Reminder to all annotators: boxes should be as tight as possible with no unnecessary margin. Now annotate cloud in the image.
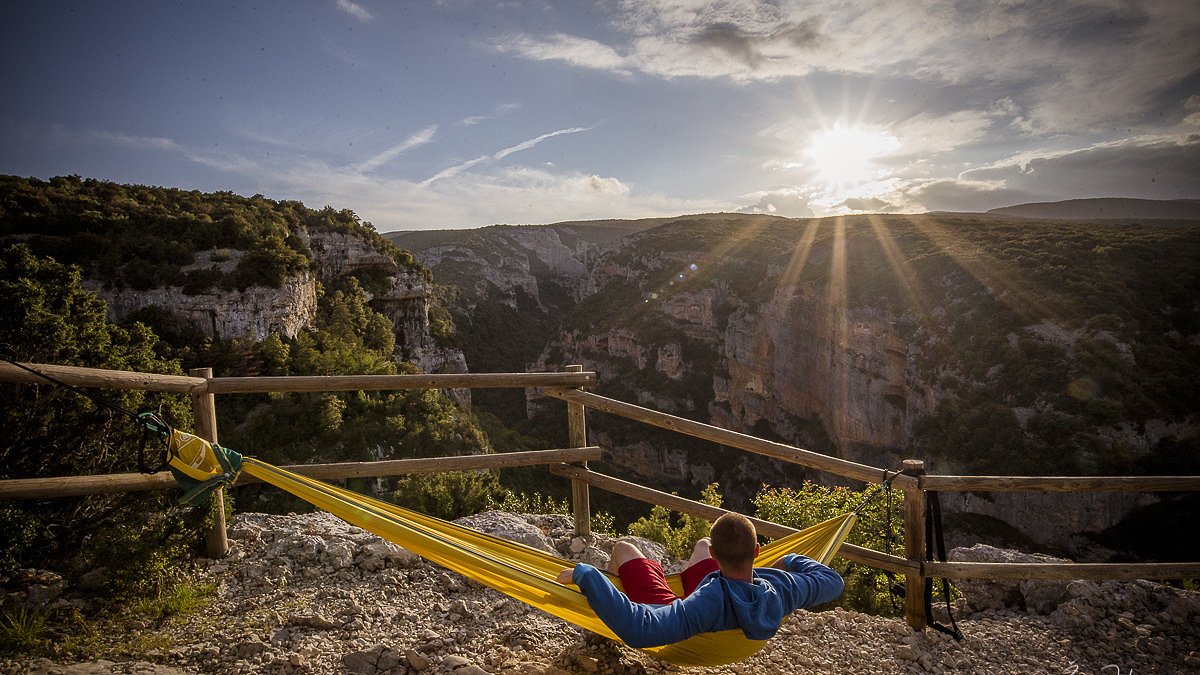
[500,0,1200,133]
[736,186,816,218]
[421,125,595,186]
[892,132,1200,211]
[494,126,593,159]
[335,0,373,23]
[494,33,629,73]
[839,196,895,212]
[355,125,438,173]
[457,103,522,126]
[89,131,181,152]
[251,159,711,230]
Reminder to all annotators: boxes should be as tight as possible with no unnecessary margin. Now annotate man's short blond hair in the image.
[709,512,757,568]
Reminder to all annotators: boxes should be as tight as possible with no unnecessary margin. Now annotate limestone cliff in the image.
[87,225,465,380]
[84,270,317,340]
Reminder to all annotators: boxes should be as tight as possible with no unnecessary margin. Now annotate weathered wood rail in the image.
[2,360,1198,632]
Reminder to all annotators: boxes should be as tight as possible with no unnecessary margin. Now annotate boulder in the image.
[455,511,556,554]
[948,544,1071,614]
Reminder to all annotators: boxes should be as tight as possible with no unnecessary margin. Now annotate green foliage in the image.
[493,491,616,535]
[134,580,216,621]
[390,471,508,521]
[0,244,194,479]
[0,606,48,654]
[754,481,905,616]
[0,175,431,294]
[0,505,37,577]
[80,504,200,600]
[0,245,201,588]
[627,483,723,559]
[495,490,572,515]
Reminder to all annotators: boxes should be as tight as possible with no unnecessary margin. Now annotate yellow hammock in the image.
[166,429,856,667]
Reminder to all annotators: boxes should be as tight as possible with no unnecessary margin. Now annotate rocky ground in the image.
[4,510,1199,674]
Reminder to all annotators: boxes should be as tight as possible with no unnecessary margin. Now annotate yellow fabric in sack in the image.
[165,430,857,667]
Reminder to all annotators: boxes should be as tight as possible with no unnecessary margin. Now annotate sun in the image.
[803,122,899,191]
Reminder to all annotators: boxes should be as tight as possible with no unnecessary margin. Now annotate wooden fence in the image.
[2,360,1198,631]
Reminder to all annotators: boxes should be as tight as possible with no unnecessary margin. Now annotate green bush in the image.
[494,491,615,535]
[627,483,723,559]
[754,481,905,616]
[390,471,509,521]
[0,505,37,577]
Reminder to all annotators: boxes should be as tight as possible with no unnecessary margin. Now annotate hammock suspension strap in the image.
[924,490,964,641]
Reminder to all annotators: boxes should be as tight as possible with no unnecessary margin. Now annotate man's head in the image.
[709,512,758,574]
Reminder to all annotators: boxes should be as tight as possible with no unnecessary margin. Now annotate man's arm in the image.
[769,554,844,608]
[568,564,721,648]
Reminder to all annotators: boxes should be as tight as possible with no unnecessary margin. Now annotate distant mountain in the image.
[386,212,778,249]
[988,198,1200,220]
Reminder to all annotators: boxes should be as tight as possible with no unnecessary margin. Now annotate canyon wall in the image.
[85,271,317,340]
[394,215,1200,560]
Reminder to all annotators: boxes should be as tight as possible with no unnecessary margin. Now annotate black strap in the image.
[2,357,143,422]
[924,490,964,640]
[136,411,174,473]
[851,469,898,514]
[852,468,908,604]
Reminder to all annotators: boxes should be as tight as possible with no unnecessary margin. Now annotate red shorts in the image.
[618,557,721,605]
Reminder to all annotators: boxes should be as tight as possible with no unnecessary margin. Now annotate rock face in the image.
[84,224,465,380]
[85,272,318,340]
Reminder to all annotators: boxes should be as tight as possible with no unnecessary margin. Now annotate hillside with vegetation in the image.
[0,175,423,293]
[0,177,498,600]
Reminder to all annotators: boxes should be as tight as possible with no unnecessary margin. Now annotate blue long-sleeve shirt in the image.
[571,553,844,648]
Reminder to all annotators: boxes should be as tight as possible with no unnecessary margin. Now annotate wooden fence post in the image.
[189,367,229,559]
[566,365,591,537]
[902,459,927,630]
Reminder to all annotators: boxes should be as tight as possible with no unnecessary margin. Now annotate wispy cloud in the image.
[457,103,522,126]
[355,125,438,172]
[421,125,595,186]
[336,0,373,23]
[494,33,630,74]
[90,130,181,152]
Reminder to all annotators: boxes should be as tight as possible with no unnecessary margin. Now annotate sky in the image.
[2,1,1199,232]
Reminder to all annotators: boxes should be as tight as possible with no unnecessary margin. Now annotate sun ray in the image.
[778,218,823,289]
[828,216,851,441]
[864,214,935,320]
[902,216,1067,327]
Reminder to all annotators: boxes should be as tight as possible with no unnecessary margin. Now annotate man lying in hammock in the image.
[556,512,844,649]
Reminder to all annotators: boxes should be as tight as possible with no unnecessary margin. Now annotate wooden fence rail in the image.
[921,474,1200,492]
[0,361,596,393]
[544,386,916,489]
[0,448,602,501]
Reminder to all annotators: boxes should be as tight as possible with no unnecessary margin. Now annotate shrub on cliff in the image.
[755,481,905,616]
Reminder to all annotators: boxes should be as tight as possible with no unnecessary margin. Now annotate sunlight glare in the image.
[804,122,899,190]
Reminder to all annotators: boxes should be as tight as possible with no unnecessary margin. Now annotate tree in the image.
[0,244,198,592]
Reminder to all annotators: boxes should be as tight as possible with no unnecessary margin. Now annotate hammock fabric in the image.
[165,428,856,667]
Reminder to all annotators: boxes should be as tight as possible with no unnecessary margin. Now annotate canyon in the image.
[392,213,1200,561]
